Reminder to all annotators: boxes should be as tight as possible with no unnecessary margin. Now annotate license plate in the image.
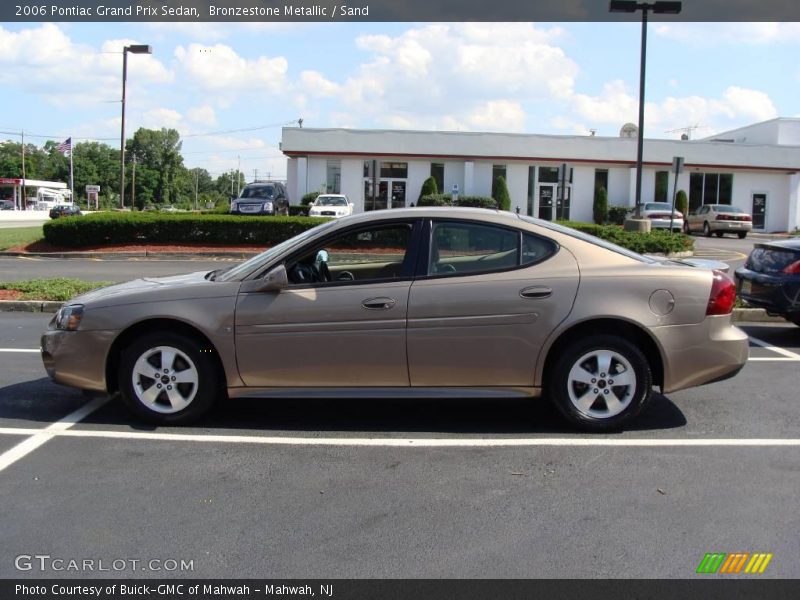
[741,280,752,294]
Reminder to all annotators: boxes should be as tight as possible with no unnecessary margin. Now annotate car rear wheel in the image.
[683,221,690,234]
[715,231,724,237]
[738,232,747,239]
[549,335,652,432]
[118,332,219,424]
[703,222,712,237]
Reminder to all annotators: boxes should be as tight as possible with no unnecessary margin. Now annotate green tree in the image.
[71,141,119,206]
[418,176,438,204]
[492,175,511,211]
[675,189,688,217]
[593,185,609,224]
[127,128,186,205]
[215,170,246,198]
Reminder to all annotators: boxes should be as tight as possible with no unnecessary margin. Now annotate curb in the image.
[0,300,790,324]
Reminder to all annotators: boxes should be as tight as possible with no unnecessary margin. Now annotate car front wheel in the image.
[118,332,219,424]
[548,335,652,432]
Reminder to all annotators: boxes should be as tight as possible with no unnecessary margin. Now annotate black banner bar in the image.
[3,0,800,22]
[3,580,800,600]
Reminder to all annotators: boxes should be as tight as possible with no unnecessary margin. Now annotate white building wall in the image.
[407,161,430,207]
[306,159,327,196]
[731,172,790,232]
[286,158,299,204]
[506,163,528,213]
[608,168,632,207]
[472,162,493,196]
[789,174,800,233]
[444,162,465,196]
[570,166,595,223]
[341,159,363,213]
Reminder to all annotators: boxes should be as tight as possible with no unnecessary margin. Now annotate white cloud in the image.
[141,108,183,130]
[174,43,288,93]
[299,70,340,97]
[465,100,526,132]
[186,105,217,125]
[0,24,172,106]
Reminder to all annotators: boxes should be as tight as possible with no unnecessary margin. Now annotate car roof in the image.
[760,238,800,251]
[332,206,511,226]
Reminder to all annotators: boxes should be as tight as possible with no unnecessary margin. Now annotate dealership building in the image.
[282,117,800,233]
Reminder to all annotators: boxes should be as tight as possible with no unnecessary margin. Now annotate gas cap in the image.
[649,289,676,316]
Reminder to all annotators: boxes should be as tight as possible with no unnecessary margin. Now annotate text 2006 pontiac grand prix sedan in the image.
[41,208,748,431]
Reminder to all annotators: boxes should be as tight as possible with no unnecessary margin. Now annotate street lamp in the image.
[609,1,681,218]
[119,44,152,209]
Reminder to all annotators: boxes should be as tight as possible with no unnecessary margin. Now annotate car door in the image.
[234,219,421,387]
[407,219,580,387]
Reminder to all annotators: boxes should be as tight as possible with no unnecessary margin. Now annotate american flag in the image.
[56,137,72,155]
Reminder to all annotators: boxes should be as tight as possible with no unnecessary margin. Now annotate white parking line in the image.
[0,349,40,353]
[749,336,800,361]
[0,397,108,473]
[0,427,798,447]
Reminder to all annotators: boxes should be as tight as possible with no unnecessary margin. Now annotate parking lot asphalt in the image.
[0,312,798,579]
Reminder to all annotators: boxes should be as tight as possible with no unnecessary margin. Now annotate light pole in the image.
[119,44,152,209]
[609,1,681,218]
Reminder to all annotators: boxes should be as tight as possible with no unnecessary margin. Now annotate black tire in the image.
[548,334,652,432]
[118,332,220,425]
[715,231,724,238]
[683,221,690,234]
[738,232,747,239]
[703,222,712,237]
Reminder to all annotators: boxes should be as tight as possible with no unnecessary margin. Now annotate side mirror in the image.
[315,249,329,264]
[239,264,288,293]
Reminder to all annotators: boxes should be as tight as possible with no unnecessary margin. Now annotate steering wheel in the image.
[435,263,457,274]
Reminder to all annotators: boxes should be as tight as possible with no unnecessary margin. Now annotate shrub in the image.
[492,176,511,211]
[607,205,631,225]
[43,212,329,248]
[593,186,609,225]
[555,220,694,255]
[418,176,438,204]
[301,192,319,206]
[675,189,688,217]
[418,194,497,209]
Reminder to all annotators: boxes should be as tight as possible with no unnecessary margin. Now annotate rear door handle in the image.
[520,286,552,299]
[362,297,396,310]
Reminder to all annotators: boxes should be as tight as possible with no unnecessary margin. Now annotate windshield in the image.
[240,186,274,199]
[215,220,339,282]
[316,196,347,206]
[518,215,655,264]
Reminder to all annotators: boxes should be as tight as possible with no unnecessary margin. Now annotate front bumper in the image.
[41,329,116,392]
[650,315,749,394]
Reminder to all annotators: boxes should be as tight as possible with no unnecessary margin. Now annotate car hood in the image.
[68,270,237,307]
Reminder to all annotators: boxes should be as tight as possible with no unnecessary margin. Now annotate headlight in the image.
[262,201,274,211]
[230,202,238,211]
[54,305,84,331]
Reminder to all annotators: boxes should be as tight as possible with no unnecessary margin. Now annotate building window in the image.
[539,166,559,183]
[689,172,733,211]
[380,162,408,178]
[654,171,669,203]
[326,160,341,194]
[594,169,609,194]
[492,164,507,183]
[527,166,536,216]
[430,163,444,194]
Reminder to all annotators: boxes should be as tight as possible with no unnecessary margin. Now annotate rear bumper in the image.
[649,217,683,229]
[735,269,800,318]
[650,316,749,394]
[712,221,752,233]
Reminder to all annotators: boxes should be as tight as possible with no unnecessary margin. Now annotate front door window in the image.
[538,184,555,221]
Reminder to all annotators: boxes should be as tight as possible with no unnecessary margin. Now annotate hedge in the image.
[555,221,694,255]
[418,194,497,209]
[43,212,330,248]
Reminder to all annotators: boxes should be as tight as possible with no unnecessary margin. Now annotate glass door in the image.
[538,184,556,221]
[752,193,767,230]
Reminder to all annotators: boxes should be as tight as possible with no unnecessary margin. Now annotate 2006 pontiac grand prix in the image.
[41,208,749,431]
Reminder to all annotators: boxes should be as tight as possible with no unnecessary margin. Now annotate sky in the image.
[0,21,798,183]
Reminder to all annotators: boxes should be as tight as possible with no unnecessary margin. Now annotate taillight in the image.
[706,270,736,316]
[741,215,752,222]
[783,260,800,275]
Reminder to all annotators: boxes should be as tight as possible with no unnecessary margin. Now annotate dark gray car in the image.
[230,182,289,216]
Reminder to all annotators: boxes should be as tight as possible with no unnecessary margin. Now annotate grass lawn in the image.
[0,226,44,250]
[0,278,113,301]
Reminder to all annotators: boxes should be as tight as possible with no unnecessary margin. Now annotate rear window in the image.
[241,186,274,199]
[645,203,673,211]
[714,205,745,213]
[747,246,800,274]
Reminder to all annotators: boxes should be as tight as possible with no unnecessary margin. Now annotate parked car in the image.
[308,194,353,218]
[684,204,753,238]
[230,182,289,216]
[639,202,683,231]
[41,208,748,431]
[49,204,82,219]
[1,199,15,210]
[160,205,180,213]
[734,238,800,326]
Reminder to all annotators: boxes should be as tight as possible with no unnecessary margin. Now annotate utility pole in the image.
[194,169,199,210]
[20,130,26,211]
[130,153,137,209]
[254,168,258,183]
[236,155,241,196]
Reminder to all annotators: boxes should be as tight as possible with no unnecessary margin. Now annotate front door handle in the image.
[362,297,396,310]
[520,286,552,299]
